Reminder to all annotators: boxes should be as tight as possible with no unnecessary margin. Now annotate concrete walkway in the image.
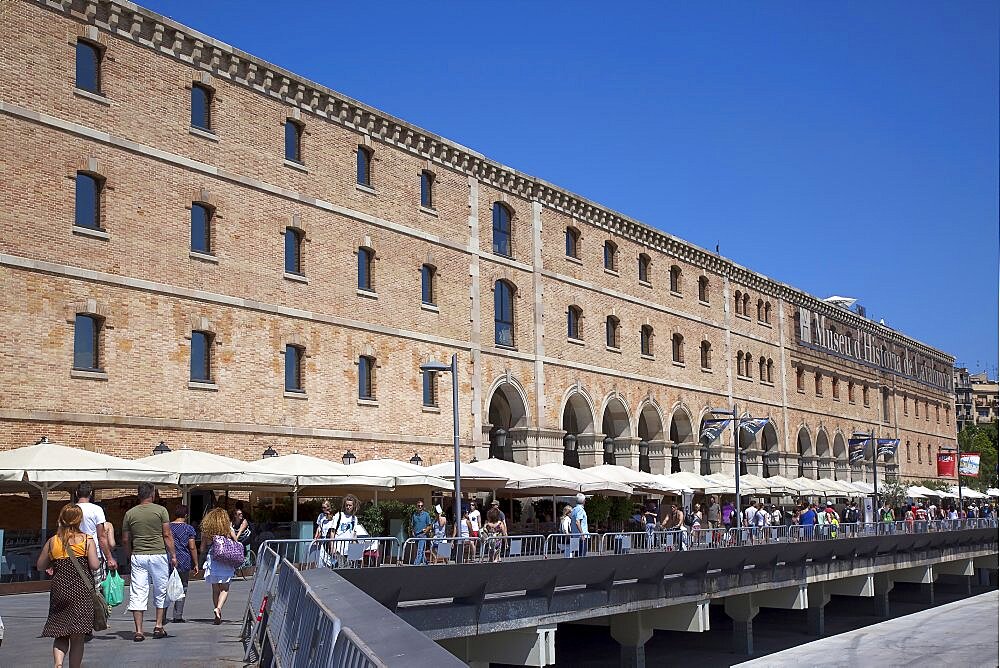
[0,579,249,667]
[734,590,999,668]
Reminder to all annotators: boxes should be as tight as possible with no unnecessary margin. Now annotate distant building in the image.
[970,372,999,425]
[954,367,975,432]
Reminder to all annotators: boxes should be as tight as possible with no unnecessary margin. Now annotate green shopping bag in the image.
[101,570,125,607]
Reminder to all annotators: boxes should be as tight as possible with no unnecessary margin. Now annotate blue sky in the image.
[142,1,999,375]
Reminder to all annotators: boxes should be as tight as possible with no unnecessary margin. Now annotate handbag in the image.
[58,537,110,632]
[210,534,245,568]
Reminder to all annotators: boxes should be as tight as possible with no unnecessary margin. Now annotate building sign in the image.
[937,453,956,477]
[797,307,952,391]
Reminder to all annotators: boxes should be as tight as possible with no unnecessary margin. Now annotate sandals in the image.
[133,632,145,642]
[213,608,222,625]
[152,627,168,639]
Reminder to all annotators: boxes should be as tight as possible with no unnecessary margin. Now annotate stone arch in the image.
[485,375,530,462]
[761,420,780,478]
[668,403,695,474]
[560,386,596,468]
[832,431,848,481]
[636,399,666,474]
[797,425,814,478]
[815,427,831,458]
[600,393,632,466]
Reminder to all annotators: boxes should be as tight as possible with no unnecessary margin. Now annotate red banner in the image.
[937,453,956,477]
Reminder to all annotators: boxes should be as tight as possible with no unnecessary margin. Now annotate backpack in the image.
[844,508,858,523]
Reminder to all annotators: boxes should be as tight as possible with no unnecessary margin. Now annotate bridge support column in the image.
[894,565,934,604]
[439,625,556,666]
[724,594,759,656]
[826,574,874,598]
[873,572,893,617]
[754,584,808,610]
[937,559,974,596]
[610,613,653,668]
[805,583,831,637]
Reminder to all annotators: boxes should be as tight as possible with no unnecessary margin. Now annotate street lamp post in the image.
[710,405,741,528]
[852,429,878,515]
[421,353,462,562]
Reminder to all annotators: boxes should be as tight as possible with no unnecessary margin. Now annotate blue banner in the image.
[700,418,730,444]
[876,438,899,458]
[848,437,869,463]
[740,418,769,437]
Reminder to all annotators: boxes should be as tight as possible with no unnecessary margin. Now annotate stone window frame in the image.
[698,275,710,305]
[567,304,584,342]
[188,188,219,257]
[603,239,619,274]
[65,299,113,380]
[284,114,305,165]
[638,253,652,286]
[419,169,435,209]
[565,225,582,260]
[69,25,110,100]
[282,335,309,396]
[605,314,621,351]
[491,202,515,259]
[185,315,220,389]
[700,339,712,370]
[356,344,380,404]
[671,331,684,365]
[640,324,655,358]
[493,278,518,350]
[669,264,682,295]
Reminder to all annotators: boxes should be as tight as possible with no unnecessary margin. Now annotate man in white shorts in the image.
[122,483,177,641]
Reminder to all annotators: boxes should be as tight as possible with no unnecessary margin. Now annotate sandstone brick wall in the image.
[0,0,958,483]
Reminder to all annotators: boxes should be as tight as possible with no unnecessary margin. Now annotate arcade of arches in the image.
[482,380,898,480]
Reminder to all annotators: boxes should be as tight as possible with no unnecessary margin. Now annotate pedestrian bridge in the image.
[242,520,999,667]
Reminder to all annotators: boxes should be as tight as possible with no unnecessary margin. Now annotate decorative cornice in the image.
[34,0,953,364]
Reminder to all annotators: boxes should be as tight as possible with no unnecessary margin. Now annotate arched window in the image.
[742,293,751,317]
[358,247,374,291]
[190,202,213,254]
[603,240,618,272]
[848,380,855,403]
[73,314,103,371]
[565,227,580,259]
[926,443,931,462]
[191,83,212,131]
[640,325,654,356]
[420,264,436,305]
[863,385,870,407]
[494,280,515,348]
[736,350,745,377]
[284,344,304,392]
[745,354,755,380]
[671,333,684,363]
[420,170,434,208]
[698,276,710,303]
[759,357,767,381]
[756,299,764,321]
[700,340,712,369]
[284,227,304,275]
[914,400,919,418]
[796,367,805,392]
[638,254,652,284]
[606,315,620,349]
[734,290,743,316]
[832,376,840,399]
[766,358,774,383]
[815,372,823,397]
[285,119,303,163]
[358,355,376,400]
[917,441,922,464]
[75,40,102,94]
[74,172,103,230]
[422,370,438,407]
[882,388,891,422]
[357,146,373,186]
[567,305,583,340]
[669,265,682,293]
[763,302,772,324]
[903,396,909,415]
[492,203,512,257]
[190,330,213,382]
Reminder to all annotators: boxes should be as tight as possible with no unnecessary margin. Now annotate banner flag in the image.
[848,437,868,463]
[740,418,769,437]
[700,418,730,444]
[937,453,956,478]
[876,438,900,458]
[959,453,981,477]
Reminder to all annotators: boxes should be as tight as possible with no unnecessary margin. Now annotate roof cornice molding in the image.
[36,0,953,365]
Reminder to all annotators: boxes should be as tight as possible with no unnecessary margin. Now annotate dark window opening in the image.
[73,314,102,371]
[284,344,304,392]
[190,330,212,382]
[492,203,512,257]
[74,172,102,230]
[359,355,375,400]
[75,41,101,93]
[285,120,303,163]
[190,203,212,254]
[284,227,303,275]
[191,84,212,131]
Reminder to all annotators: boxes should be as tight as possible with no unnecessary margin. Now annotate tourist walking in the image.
[410,500,432,565]
[122,483,176,641]
[168,505,198,623]
[37,504,101,668]
[481,507,505,563]
[706,496,721,529]
[200,507,239,624]
[570,493,589,556]
[426,513,449,564]
[73,482,117,583]
[323,494,362,568]
[314,501,332,538]
[722,500,735,528]
[468,499,482,538]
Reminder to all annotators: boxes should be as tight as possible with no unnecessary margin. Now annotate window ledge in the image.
[758,321,773,328]
[672,361,686,368]
[283,390,307,399]
[701,366,713,373]
[669,290,682,298]
[640,353,655,361]
[737,375,754,383]
[356,183,377,195]
[188,380,218,391]
[358,398,379,407]
[606,345,621,354]
[74,88,110,106]
[356,288,378,299]
[565,255,583,266]
[420,302,439,313]
[190,250,218,263]
[833,396,841,402]
[604,268,620,277]
[189,126,218,142]
[283,159,308,173]
[422,405,441,414]
[73,226,109,241]
[798,389,806,394]
[70,369,108,381]
[735,314,751,321]
[761,381,775,387]
[639,279,652,288]
[284,271,308,284]
[419,205,438,217]
[495,344,518,352]
[698,299,710,307]
[567,337,585,346]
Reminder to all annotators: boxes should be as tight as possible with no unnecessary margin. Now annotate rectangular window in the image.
[421,264,436,305]
[75,41,101,93]
[74,172,101,230]
[284,227,303,275]
[190,331,212,382]
[420,171,433,208]
[284,344,303,392]
[191,203,212,254]
[285,120,302,163]
[191,83,212,131]
[422,370,438,407]
[73,314,101,371]
[359,355,375,400]
[357,146,372,186]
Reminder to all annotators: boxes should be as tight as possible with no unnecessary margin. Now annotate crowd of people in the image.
[36,483,254,668]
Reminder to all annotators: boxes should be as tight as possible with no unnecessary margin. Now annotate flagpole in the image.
[733,403,740,530]
[957,438,963,517]
[871,420,879,512]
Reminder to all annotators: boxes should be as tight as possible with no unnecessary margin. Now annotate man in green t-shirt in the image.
[122,483,177,641]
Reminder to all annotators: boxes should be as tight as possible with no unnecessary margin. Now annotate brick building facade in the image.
[0,0,958,483]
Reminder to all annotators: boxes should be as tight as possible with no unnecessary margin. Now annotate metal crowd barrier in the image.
[543,532,602,558]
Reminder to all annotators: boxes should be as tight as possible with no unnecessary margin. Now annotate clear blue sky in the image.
[143,1,1000,375]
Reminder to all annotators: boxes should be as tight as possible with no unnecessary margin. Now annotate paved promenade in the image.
[0,579,248,667]
[734,589,999,668]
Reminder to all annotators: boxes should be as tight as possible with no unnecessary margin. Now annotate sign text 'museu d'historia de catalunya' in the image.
[797,307,952,391]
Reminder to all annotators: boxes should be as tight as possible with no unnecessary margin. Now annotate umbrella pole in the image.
[292,487,299,523]
[374,489,378,506]
[41,485,49,542]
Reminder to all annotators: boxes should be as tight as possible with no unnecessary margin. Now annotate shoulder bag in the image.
[58,537,110,632]
[210,534,246,568]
